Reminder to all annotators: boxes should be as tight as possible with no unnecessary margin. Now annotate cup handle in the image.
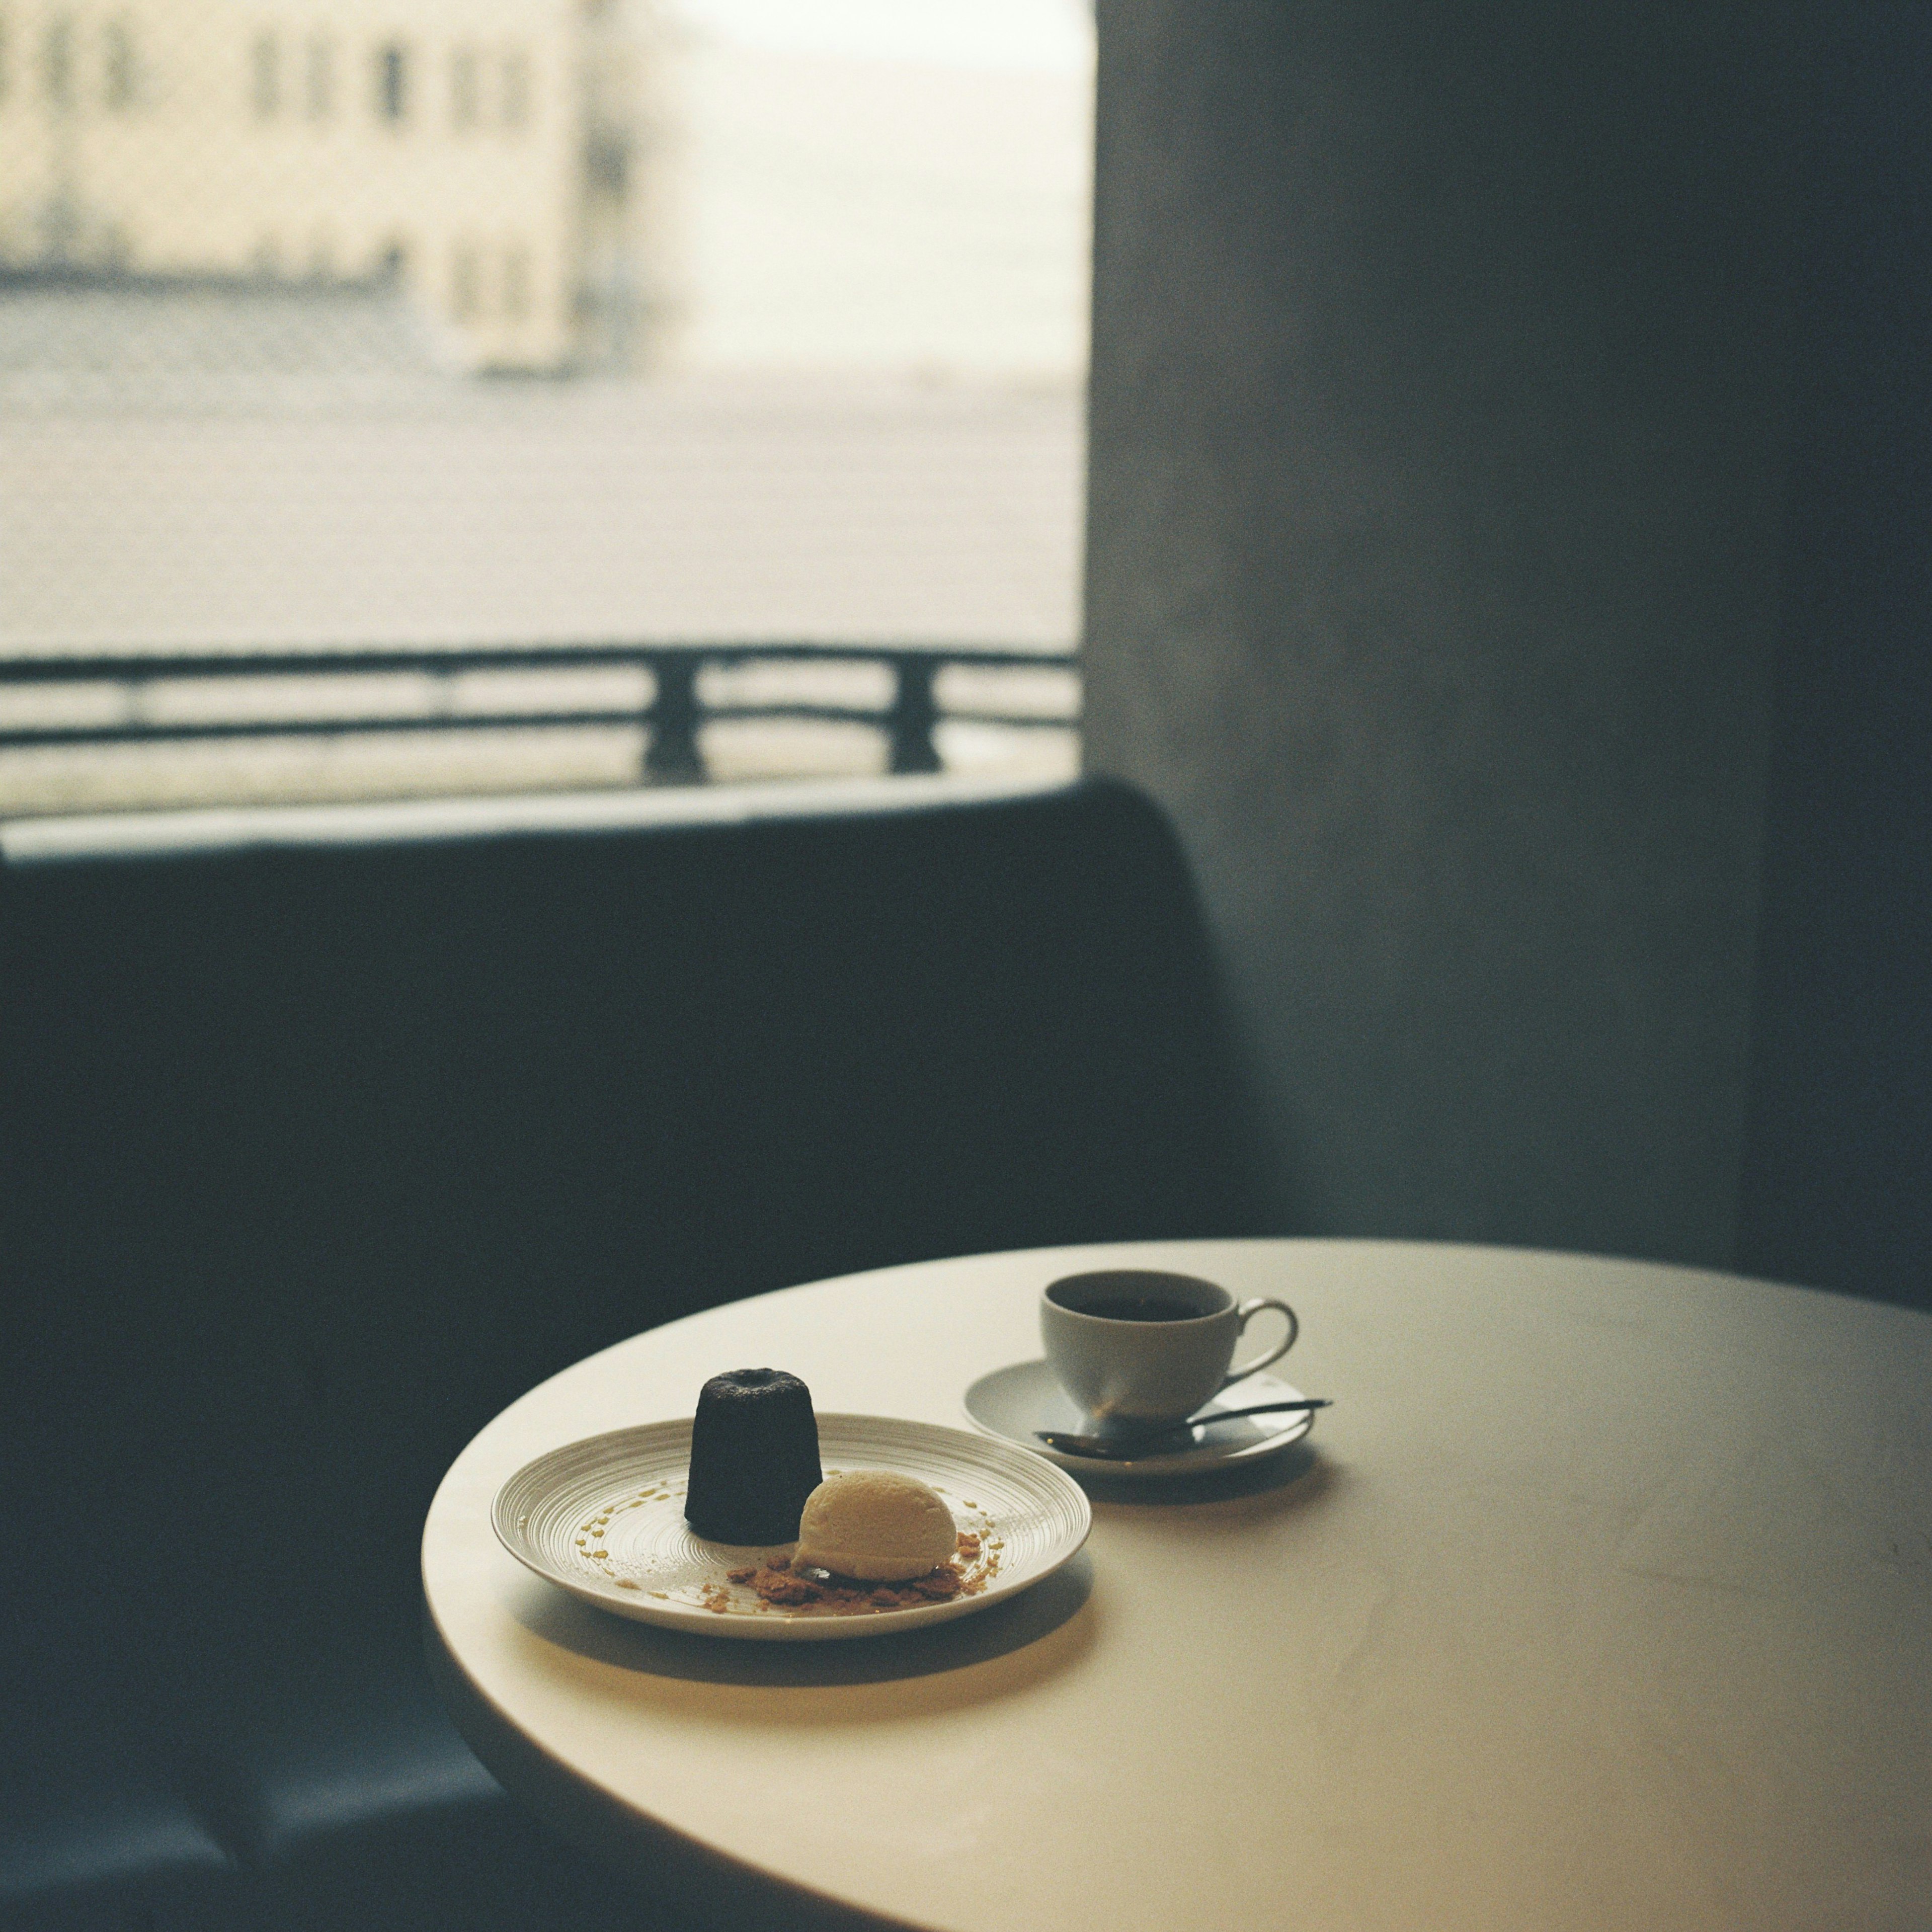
[1219,1298,1299,1391]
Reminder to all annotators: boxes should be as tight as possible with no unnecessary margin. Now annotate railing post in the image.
[645,652,706,783]
[888,655,942,775]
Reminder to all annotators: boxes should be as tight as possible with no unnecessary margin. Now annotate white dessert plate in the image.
[962,1361,1318,1479]
[492,1413,1091,1642]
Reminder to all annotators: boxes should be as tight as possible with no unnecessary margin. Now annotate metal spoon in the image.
[1037,1397,1331,1461]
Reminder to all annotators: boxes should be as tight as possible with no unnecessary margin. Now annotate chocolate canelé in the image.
[683,1367,823,1544]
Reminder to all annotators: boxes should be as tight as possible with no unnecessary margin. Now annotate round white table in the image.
[423,1239,1932,1932]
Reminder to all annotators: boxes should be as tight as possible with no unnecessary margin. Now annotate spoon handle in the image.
[1036,1396,1331,1454]
[1187,1397,1329,1425]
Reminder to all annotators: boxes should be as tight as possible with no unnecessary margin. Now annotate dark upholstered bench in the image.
[0,777,1264,1931]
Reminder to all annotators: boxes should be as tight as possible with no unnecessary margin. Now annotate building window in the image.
[375,40,407,122]
[304,34,332,120]
[250,30,277,118]
[499,48,528,131]
[103,17,135,109]
[502,244,530,323]
[1,13,12,105]
[449,45,477,129]
[450,244,481,321]
[44,15,73,109]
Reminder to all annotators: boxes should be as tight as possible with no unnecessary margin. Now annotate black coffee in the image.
[1078,1295,1202,1322]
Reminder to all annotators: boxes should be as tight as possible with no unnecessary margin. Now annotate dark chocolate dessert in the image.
[684,1368,823,1544]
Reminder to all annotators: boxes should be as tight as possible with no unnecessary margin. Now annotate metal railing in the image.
[0,641,1080,784]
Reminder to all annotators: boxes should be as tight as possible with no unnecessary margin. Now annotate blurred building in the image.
[0,0,680,370]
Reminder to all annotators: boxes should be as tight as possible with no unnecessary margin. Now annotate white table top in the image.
[422,1239,1932,1932]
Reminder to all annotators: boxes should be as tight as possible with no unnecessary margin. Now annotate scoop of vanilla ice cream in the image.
[791,1470,958,1582]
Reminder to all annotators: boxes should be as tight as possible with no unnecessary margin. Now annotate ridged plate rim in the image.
[491,1412,1092,1642]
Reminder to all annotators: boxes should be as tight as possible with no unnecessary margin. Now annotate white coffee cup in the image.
[1040,1269,1299,1433]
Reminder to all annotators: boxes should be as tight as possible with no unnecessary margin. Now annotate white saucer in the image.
[961,1361,1318,1479]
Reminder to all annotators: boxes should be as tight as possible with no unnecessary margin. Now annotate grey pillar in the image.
[1082,3,1811,1268]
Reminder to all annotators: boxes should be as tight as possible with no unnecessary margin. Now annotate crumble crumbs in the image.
[714,1527,1000,1616]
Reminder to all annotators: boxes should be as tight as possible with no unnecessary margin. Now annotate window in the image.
[304,34,332,120]
[449,45,477,129]
[1,12,12,105]
[501,244,530,321]
[250,30,277,119]
[103,18,135,110]
[376,41,407,123]
[499,48,528,131]
[44,14,72,110]
[0,0,1090,817]
[450,244,481,321]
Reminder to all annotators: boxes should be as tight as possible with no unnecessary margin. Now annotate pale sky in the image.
[672,0,1093,75]
[667,0,1094,376]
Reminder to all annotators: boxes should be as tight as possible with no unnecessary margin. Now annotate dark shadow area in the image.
[1735,11,1932,1312]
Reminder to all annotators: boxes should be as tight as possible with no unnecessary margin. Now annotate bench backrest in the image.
[2,778,1264,1521]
